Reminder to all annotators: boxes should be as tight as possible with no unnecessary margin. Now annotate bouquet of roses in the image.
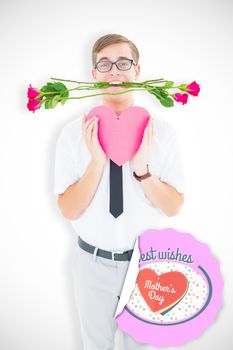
[27,77,200,113]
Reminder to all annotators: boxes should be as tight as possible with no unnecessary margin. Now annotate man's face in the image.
[92,43,140,93]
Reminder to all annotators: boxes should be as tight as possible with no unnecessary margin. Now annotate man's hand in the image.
[130,116,154,175]
[130,116,184,216]
[82,115,107,167]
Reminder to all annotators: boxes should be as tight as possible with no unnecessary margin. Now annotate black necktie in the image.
[109,159,123,218]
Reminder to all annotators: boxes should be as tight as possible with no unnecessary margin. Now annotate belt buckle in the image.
[112,250,124,261]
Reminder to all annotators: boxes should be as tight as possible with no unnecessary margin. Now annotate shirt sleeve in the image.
[53,127,80,196]
[159,125,186,194]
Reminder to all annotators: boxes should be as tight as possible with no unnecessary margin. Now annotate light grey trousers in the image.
[71,241,154,350]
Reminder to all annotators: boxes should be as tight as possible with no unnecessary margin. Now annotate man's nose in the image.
[110,63,120,74]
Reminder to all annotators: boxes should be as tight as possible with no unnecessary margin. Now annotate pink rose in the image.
[27,84,42,113]
[27,84,41,99]
[186,81,200,96]
[27,98,42,113]
[173,93,188,105]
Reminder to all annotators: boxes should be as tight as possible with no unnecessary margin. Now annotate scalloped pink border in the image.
[115,228,224,347]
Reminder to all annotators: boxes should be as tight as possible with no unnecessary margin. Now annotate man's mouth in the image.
[108,81,124,84]
[106,81,126,91]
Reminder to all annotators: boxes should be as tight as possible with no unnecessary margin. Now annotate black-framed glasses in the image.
[94,58,136,72]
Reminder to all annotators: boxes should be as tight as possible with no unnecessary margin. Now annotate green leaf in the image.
[53,82,67,92]
[159,90,169,99]
[148,88,162,99]
[40,83,59,98]
[49,98,54,108]
[160,97,174,107]
[41,84,56,92]
[150,88,169,100]
[60,97,68,106]
[40,86,49,92]
[45,100,51,109]
[60,90,69,98]
[51,95,60,108]
[45,98,54,109]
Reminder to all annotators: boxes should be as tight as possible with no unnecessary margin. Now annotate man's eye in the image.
[100,62,110,67]
[118,61,130,68]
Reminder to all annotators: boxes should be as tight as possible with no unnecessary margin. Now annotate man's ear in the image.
[135,64,140,80]
[92,68,96,80]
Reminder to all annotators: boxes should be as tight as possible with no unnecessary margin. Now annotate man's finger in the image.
[82,114,88,129]
[85,125,92,142]
[85,118,95,140]
[93,119,98,137]
[83,116,97,130]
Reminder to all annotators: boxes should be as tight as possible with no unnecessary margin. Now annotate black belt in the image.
[78,236,133,261]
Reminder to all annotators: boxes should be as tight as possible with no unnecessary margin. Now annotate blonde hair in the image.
[91,33,140,67]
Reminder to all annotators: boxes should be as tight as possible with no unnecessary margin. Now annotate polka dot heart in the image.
[128,262,208,323]
[115,228,224,348]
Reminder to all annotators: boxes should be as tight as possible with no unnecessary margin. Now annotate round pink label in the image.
[115,228,224,347]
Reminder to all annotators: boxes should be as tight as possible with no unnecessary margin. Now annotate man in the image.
[54,34,185,350]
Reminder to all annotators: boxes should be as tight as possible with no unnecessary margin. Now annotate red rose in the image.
[27,98,42,113]
[173,93,188,105]
[27,84,41,99]
[27,84,42,113]
[186,81,200,96]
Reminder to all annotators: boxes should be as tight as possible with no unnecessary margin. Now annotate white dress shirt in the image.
[53,96,185,251]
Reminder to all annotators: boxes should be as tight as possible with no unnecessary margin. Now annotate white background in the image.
[1,0,233,349]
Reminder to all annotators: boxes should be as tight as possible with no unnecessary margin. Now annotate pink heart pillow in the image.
[86,105,150,166]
